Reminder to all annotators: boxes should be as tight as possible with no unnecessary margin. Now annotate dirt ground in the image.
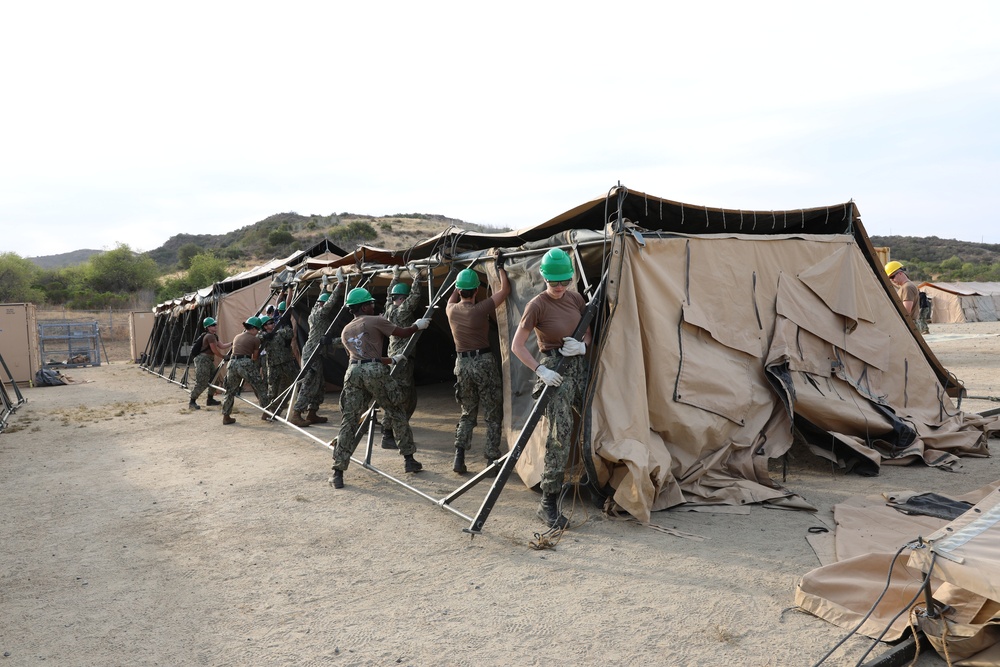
[2,323,998,666]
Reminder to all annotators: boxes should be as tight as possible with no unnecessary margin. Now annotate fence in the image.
[35,308,137,363]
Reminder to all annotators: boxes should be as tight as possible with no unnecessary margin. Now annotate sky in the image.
[3,1,1000,258]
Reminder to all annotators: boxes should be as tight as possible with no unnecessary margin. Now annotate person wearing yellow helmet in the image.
[188,316,231,410]
[290,268,346,428]
[445,256,510,474]
[884,261,920,328]
[328,287,432,489]
[378,264,424,449]
[221,315,268,425]
[511,247,592,530]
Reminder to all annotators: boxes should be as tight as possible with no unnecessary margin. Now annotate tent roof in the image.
[919,281,1000,296]
[153,238,348,312]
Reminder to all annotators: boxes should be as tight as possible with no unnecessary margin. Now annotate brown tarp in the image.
[795,483,1000,662]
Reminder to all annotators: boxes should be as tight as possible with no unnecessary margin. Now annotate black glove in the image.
[494,251,506,271]
[261,331,275,343]
[320,334,333,346]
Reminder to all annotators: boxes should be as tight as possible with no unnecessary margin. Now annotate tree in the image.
[268,229,294,247]
[177,242,202,270]
[85,243,159,294]
[0,252,45,303]
[186,254,229,288]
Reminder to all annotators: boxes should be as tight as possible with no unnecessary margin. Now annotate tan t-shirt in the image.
[519,290,585,352]
[896,280,919,321]
[340,315,397,360]
[232,331,260,357]
[200,332,219,357]
[446,298,496,352]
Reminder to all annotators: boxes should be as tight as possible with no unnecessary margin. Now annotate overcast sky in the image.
[3,2,999,258]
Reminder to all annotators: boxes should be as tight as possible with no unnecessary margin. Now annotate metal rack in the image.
[38,321,102,368]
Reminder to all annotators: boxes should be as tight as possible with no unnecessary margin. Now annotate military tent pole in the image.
[166,309,193,383]
[0,351,27,406]
[143,313,166,372]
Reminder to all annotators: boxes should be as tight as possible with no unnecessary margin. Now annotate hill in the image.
[27,248,104,269]
[146,212,507,269]
[872,235,1000,282]
[871,235,1000,266]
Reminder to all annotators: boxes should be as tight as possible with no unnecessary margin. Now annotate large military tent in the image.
[282,187,995,525]
[919,281,1000,323]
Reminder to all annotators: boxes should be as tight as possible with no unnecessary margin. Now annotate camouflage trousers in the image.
[532,354,589,495]
[266,360,298,412]
[453,352,503,460]
[189,354,216,401]
[917,306,931,334]
[293,354,325,412]
[222,357,267,417]
[332,362,414,470]
[383,358,416,438]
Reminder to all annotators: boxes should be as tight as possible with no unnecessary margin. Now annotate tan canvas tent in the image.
[283,187,994,525]
[919,281,1000,323]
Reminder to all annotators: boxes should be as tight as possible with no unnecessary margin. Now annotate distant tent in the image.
[919,281,1000,323]
[141,239,346,386]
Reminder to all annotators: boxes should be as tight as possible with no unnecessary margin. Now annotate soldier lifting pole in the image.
[463,270,607,535]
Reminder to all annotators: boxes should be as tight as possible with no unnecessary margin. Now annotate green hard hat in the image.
[455,269,480,290]
[203,317,217,328]
[317,292,330,303]
[391,282,411,296]
[245,316,262,329]
[257,315,272,327]
[346,287,375,307]
[277,301,286,311]
[540,248,574,282]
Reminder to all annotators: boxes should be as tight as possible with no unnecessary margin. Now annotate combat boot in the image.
[188,399,200,410]
[222,415,236,425]
[329,469,344,489]
[536,492,568,530]
[306,409,328,424]
[288,411,311,427]
[380,428,398,449]
[404,454,423,473]
[452,448,467,474]
[206,396,221,406]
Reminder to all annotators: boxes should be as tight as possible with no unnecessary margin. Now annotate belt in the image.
[458,347,491,358]
[232,354,252,360]
[541,349,561,357]
[349,358,381,365]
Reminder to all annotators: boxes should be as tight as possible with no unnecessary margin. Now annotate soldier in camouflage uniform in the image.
[445,262,510,474]
[258,312,297,416]
[511,248,591,530]
[222,317,269,425]
[290,273,345,427]
[329,287,431,489]
[188,317,231,409]
[379,265,423,448]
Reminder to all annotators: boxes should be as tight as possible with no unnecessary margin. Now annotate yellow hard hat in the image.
[884,260,904,277]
